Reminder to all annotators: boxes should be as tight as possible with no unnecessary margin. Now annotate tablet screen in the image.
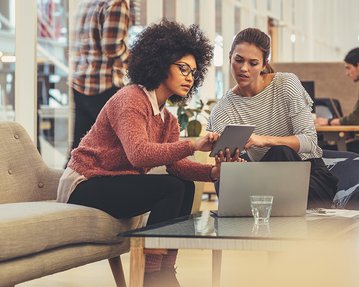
[209,124,255,157]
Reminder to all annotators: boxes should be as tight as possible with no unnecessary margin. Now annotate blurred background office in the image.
[0,0,358,169]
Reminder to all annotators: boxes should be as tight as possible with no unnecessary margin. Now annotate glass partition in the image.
[37,0,69,168]
[0,1,15,122]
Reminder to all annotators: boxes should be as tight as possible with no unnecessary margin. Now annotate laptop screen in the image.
[216,162,311,217]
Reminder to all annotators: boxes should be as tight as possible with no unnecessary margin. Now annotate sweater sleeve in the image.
[340,97,359,125]
[165,117,213,182]
[166,159,213,182]
[105,91,196,168]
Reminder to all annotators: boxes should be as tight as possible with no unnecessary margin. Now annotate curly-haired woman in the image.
[57,20,239,287]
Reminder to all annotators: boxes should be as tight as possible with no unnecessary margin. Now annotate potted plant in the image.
[176,99,217,137]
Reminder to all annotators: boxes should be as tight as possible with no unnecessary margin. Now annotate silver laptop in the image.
[213,162,311,217]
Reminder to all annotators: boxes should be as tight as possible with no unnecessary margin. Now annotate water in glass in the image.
[250,195,273,223]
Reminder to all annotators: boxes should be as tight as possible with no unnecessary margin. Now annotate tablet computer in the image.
[209,124,255,157]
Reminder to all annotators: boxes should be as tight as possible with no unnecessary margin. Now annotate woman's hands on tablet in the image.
[244,134,268,149]
[210,148,246,181]
[244,134,300,152]
[191,134,246,181]
[192,132,219,152]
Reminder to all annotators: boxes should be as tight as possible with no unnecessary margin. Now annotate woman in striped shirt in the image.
[208,28,338,209]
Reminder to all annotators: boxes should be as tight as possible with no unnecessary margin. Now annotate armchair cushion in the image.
[0,201,141,261]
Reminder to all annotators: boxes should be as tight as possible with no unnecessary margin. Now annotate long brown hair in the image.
[229,28,274,74]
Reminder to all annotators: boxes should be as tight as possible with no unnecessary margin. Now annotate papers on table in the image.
[306,208,359,219]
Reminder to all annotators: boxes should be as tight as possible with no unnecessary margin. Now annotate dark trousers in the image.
[71,87,119,151]
[261,146,338,209]
[68,174,195,226]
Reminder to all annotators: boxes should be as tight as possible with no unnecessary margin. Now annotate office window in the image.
[0,1,15,122]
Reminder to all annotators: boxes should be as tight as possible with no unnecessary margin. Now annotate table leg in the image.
[129,238,145,287]
[336,135,347,151]
[212,249,222,287]
[320,132,348,151]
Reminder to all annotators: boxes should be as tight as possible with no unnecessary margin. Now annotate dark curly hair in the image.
[127,19,214,103]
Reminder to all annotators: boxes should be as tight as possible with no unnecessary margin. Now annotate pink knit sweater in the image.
[68,84,213,181]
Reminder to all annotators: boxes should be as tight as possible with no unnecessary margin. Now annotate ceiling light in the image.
[1,55,16,63]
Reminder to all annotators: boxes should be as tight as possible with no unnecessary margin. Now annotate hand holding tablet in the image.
[209,124,255,157]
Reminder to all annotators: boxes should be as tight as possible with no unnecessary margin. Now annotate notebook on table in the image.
[211,162,311,217]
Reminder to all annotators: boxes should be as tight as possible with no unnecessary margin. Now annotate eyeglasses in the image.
[172,63,200,80]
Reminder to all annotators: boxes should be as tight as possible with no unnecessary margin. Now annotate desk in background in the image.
[315,125,359,151]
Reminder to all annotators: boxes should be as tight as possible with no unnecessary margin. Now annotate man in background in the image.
[69,0,129,156]
[315,47,359,153]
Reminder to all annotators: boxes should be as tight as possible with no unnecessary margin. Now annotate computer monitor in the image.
[301,81,315,112]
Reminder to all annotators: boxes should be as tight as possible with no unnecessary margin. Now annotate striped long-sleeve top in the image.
[207,72,322,161]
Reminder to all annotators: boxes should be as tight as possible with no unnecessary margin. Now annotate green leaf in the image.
[177,113,189,131]
[177,106,185,117]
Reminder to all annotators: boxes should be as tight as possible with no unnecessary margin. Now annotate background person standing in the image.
[69,0,129,154]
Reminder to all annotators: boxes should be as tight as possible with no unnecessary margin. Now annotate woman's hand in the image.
[193,132,219,152]
[244,134,300,152]
[210,148,246,181]
[244,134,268,150]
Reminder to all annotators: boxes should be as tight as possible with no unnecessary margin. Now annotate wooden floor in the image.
[17,248,272,287]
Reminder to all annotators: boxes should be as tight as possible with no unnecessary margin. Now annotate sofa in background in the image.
[0,121,143,287]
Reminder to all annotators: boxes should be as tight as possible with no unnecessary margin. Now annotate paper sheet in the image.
[306,209,359,219]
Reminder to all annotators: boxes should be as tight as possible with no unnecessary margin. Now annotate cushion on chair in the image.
[0,201,142,261]
[322,150,359,208]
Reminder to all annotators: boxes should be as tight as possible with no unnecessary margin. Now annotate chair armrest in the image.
[40,168,64,201]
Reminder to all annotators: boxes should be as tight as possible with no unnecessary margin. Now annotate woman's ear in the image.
[264,59,269,68]
[261,60,269,73]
